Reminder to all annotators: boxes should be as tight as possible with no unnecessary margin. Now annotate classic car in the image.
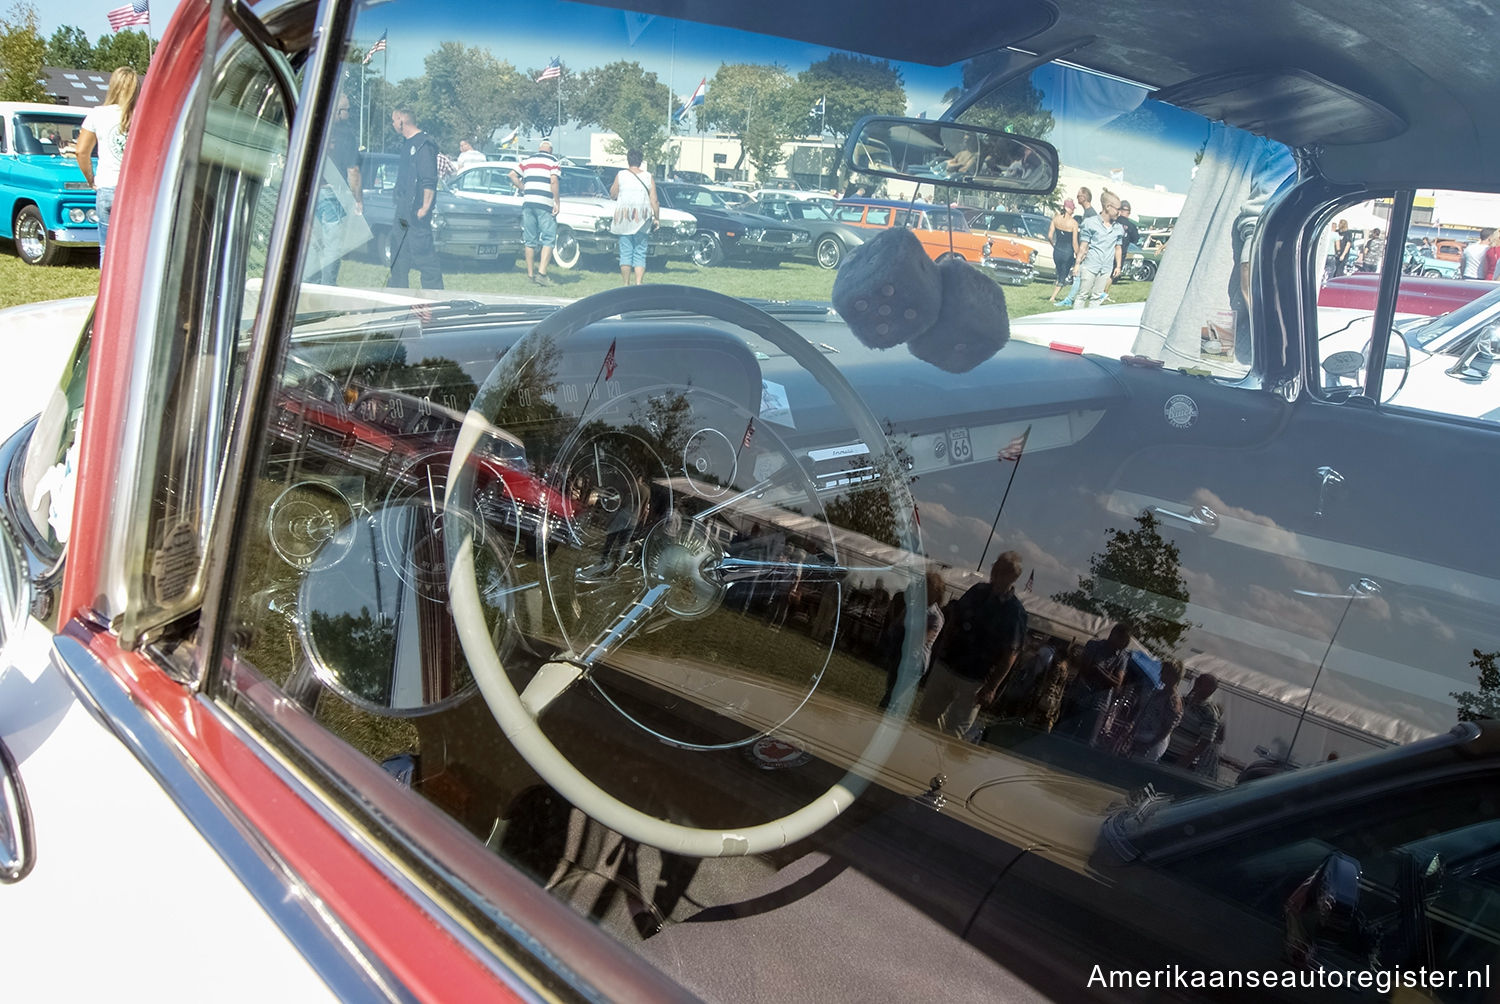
[0,102,98,265]
[656,181,811,265]
[746,196,870,269]
[8,0,1500,1000]
[446,163,699,269]
[360,151,525,265]
[832,197,1036,285]
[966,207,1056,277]
[1319,272,1495,316]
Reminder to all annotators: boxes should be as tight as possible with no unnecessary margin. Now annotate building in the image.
[39,66,114,107]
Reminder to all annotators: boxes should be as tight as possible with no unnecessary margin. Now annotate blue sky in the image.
[42,0,1210,191]
[36,0,183,44]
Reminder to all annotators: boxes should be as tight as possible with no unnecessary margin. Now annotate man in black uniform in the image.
[317,93,363,286]
[386,106,444,291]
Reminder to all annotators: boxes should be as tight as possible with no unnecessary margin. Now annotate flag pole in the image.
[977,426,1030,572]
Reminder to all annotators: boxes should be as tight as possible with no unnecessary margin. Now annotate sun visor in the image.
[580,0,1059,65]
[1151,68,1406,147]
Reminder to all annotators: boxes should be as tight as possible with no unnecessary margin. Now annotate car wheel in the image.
[552,227,581,270]
[936,251,966,264]
[815,235,844,270]
[692,232,724,267]
[1422,268,1442,278]
[1136,260,1158,281]
[14,205,66,266]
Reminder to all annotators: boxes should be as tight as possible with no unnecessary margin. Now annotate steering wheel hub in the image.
[642,516,722,619]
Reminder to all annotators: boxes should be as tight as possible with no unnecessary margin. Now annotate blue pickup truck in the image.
[0,102,99,265]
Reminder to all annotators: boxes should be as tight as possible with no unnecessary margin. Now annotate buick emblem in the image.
[1164,394,1199,430]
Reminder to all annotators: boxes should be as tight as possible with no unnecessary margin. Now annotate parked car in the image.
[11,0,1500,1000]
[746,196,869,269]
[447,163,699,269]
[656,181,811,265]
[1405,244,1460,278]
[0,102,98,265]
[966,207,1055,277]
[1319,272,1495,316]
[360,151,524,264]
[832,197,1035,285]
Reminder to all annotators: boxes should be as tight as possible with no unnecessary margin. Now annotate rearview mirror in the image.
[843,116,1058,195]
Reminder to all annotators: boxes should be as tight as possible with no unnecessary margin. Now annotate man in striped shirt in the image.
[509,140,562,285]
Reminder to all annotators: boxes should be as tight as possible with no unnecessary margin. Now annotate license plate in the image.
[478,244,498,256]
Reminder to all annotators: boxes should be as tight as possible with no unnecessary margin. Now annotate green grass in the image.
[0,241,101,309]
[0,236,1152,323]
[341,252,1152,322]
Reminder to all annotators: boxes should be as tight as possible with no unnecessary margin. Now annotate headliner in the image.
[583,0,1500,191]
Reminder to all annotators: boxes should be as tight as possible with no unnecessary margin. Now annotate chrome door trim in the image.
[49,634,417,1003]
[0,734,34,883]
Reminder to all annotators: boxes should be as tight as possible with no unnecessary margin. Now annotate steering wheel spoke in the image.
[445,285,925,857]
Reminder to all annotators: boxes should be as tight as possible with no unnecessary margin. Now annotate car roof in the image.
[1,102,86,117]
[837,198,954,212]
[585,0,1480,190]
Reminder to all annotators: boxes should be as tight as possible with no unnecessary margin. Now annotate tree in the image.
[90,29,151,74]
[702,63,807,183]
[570,61,672,164]
[1452,649,1500,722]
[0,2,47,102]
[940,54,1054,141]
[797,53,905,143]
[1052,510,1193,655]
[403,42,525,151]
[44,24,92,68]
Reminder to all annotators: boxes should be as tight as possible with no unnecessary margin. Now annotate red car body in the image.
[1317,273,1495,316]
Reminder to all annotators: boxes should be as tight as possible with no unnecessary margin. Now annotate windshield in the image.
[15,114,86,156]
[1406,286,1500,349]
[217,3,1330,996]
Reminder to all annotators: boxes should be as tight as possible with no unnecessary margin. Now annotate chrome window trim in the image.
[100,0,306,646]
[49,634,417,1003]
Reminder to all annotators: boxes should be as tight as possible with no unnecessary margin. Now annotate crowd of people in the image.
[1046,185,1142,308]
[810,551,1231,779]
[1324,219,1500,281]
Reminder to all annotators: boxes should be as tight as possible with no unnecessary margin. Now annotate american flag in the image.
[998,426,1030,463]
[603,339,617,380]
[536,57,562,83]
[1023,570,1034,593]
[741,419,754,450]
[107,0,149,31]
[362,31,387,65]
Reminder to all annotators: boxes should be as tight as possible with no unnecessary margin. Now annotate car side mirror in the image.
[1447,323,1497,383]
[1283,851,1363,967]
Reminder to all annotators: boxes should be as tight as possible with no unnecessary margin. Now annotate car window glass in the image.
[110,34,297,640]
[961,70,1293,378]
[1313,191,1500,422]
[204,4,1500,998]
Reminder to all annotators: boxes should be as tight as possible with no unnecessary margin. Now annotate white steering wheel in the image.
[445,285,925,857]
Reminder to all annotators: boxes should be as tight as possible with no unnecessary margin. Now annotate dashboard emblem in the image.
[1164,394,1199,430]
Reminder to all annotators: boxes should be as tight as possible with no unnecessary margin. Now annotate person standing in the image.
[1331,219,1353,278]
[385,107,444,292]
[317,93,363,286]
[1161,673,1225,778]
[1057,187,1096,306]
[74,66,139,260]
[1048,199,1079,303]
[1355,226,1386,273]
[1098,198,1141,301]
[1126,660,1185,761]
[456,138,485,171]
[1461,228,1494,279]
[1058,621,1131,743]
[1072,190,1126,309]
[510,139,562,285]
[609,148,658,285]
[917,552,1027,738]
